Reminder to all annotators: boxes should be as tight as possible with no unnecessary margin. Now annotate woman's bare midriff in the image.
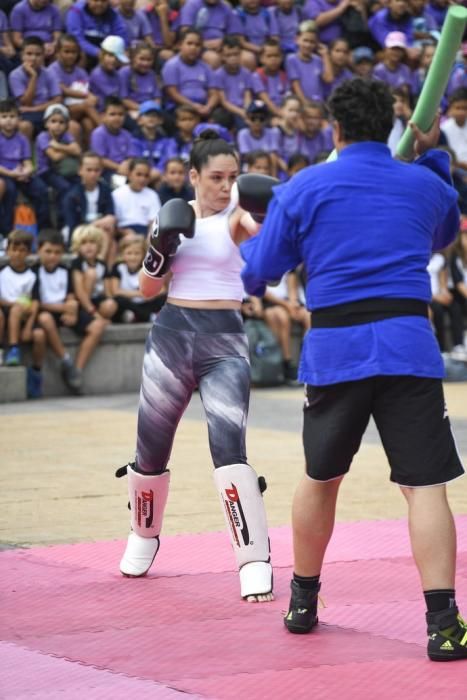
[167,297,242,310]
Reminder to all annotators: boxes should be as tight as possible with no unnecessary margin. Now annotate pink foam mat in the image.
[1,517,466,699]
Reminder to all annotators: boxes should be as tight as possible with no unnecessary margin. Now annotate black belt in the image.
[311,298,429,328]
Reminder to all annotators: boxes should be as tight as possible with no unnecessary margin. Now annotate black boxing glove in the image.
[143,198,195,279]
[237,173,280,223]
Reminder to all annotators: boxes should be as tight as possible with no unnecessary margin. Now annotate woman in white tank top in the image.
[119,131,275,604]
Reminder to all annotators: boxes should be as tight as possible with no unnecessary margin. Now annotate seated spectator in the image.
[236,0,279,71]
[48,34,100,142]
[413,41,436,97]
[449,220,467,359]
[428,250,465,356]
[288,152,310,177]
[269,0,303,54]
[439,146,467,216]
[144,0,177,59]
[300,100,333,163]
[171,104,200,163]
[340,0,376,50]
[8,36,61,140]
[368,0,414,51]
[244,149,273,176]
[215,35,254,128]
[112,157,161,237]
[157,156,194,204]
[89,35,128,114]
[409,0,439,46]
[252,38,289,119]
[90,96,134,184]
[0,98,49,236]
[179,0,242,70]
[236,100,280,174]
[131,100,176,185]
[446,42,466,98]
[65,0,129,70]
[424,0,449,32]
[373,31,415,96]
[0,9,17,76]
[285,21,333,103]
[34,228,107,395]
[387,86,412,155]
[324,37,353,98]
[161,28,218,119]
[110,236,166,322]
[10,0,62,60]
[117,0,154,48]
[441,88,467,172]
[70,223,117,321]
[62,151,116,259]
[0,229,46,397]
[352,45,375,78]
[274,95,303,179]
[120,42,161,121]
[36,104,81,225]
[302,0,346,45]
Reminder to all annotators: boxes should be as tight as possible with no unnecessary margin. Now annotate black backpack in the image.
[244,319,285,387]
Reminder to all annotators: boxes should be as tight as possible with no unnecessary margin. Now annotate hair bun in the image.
[197,127,224,142]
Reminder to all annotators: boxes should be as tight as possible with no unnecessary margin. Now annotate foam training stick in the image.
[396,5,467,159]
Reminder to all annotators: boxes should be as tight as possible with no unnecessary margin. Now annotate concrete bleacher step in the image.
[0,366,27,402]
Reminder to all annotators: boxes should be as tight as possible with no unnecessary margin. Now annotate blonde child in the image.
[70,224,117,319]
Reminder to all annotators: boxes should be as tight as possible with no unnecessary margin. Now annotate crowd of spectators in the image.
[0,0,466,396]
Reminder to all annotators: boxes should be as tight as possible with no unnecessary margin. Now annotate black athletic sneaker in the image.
[284,579,320,634]
[426,606,467,661]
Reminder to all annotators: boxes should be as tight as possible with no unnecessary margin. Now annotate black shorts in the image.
[302,376,464,487]
[49,308,94,336]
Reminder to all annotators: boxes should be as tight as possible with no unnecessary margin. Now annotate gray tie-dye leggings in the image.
[136,303,251,474]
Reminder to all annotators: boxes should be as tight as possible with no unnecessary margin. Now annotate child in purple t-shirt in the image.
[47,34,100,143]
[285,22,333,103]
[90,96,134,183]
[0,98,49,235]
[89,36,129,113]
[120,42,161,120]
[236,100,280,175]
[215,35,253,127]
[35,103,81,225]
[161,28,218,118]
[252,38,290,119]
[144,0,177,59]
[274,95,303,179]
[0,10,16,74]
[117,0,154,48]
[372,31,414,96]
[131,100,177,186]
[171,105,200,164]
[301,100,333,164]
[323,38,353,99]
[236,0,279,71]
[269,0,302,54]
[10,0,62,60]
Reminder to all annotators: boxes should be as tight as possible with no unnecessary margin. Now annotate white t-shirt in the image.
[112,184,161,228]
[441,117,467,163]
[85,188,100,223]
[0,265,37,302]
[427,253,445,297]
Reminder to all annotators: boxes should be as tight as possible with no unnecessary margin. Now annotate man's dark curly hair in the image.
[327,78,395,143]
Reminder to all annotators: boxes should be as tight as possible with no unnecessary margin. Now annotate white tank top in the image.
[168,202,244,302]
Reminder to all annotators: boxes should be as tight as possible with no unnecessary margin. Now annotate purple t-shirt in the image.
[303,0,342,44]
[268,6,301,52]
[131,133,178,169]
[301,127,333,163]
[162,55,216,104]
[119,66,161,104]
[0,10,8,47]
[215,66,253,108]
[274,126,303,164]
[447,66,467,97]
[117,9,151,45]
[251,70,290,107]
[89,65,121,112]
[9,65,61,106]
[285,53,325,101]
[35,130,74,175]
[145,8,180,46]
[90,125,134,164]
[235,8,278,46]
[368,8,414,48]
[10,0,61,42]
[373,62,415,92]
[323,66,354,99]
[0,131,31,170]
[236,127,279,156]
[180,0,242,40]
[425,1,447,30]
[47,61,89,91]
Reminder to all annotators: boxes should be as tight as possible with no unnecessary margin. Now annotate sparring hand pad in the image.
[237,173,279,224]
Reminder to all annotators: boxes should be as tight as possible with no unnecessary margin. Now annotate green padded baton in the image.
[396,5,467,159]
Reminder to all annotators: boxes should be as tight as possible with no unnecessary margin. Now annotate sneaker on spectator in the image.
[26,367,43,399]
[450,345,467,362]
[5,346,21,366]
[121,310,136,323]
[61,358,84,394]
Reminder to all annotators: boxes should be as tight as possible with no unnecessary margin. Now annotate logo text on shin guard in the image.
[137,489,154,529]
[223,483,250,547]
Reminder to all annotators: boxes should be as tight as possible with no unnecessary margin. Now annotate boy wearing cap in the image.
[8,36,61,141]
[368,0,414,50]
[0,98,49,236]
[10,0,62,59]
[352,46,374,78]
[373,31,415,95]
[236,100,280,174]
[65,0,129,70]
[35,104,81,225]
[89,36,128,113]
[131,101,177,186]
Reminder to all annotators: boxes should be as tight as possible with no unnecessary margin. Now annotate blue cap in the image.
[193,122,233,143]
[139,100,162,116]
[352,46,374,63]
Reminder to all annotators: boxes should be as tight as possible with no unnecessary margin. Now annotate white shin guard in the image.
[120,465,170,577]
[214,463,272,598]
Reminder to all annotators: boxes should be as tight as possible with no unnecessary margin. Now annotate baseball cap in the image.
[44,103,70,121]
[385,31,408,50]
[352,46,374,64]
[101,35,129,63]
[246,100,269,116]
[139,100,162,116]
